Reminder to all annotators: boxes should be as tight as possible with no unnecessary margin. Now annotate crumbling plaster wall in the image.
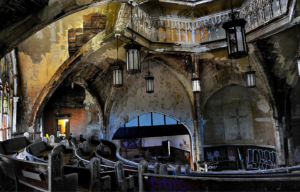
[204,85,275,146]
[16,3,122,130]
[199,48,271,110]
[43,88,103,139]
[108,60,194,141]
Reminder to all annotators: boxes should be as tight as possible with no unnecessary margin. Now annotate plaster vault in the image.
[107,60,194,141]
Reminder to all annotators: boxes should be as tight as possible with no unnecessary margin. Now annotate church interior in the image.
[1,0,300,191]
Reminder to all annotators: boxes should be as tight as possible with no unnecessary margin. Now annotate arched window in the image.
[121,112,179,128]
[113,112,188,139]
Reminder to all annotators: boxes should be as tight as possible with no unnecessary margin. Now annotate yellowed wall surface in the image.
[17,3,122,125]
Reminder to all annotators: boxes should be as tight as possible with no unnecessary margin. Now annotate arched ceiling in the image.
[3,0,299,129]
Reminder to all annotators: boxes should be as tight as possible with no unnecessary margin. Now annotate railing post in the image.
[159,164,167,175]
[138,160,148,192]
[154,162,160,174]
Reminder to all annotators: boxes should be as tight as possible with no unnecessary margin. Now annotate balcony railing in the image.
[129,0,289,44]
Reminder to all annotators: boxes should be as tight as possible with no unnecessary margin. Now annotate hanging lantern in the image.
[222,11,248,59]
[298,59,300,76]
[113,35,124,87]
[245,66,256,88]
[192,78,201,92]
[294,55,300,76]
[124,41,141,74]
[124,1,141,75]
[113,66,124,87]
[295,26,300,76]
[145,72,154,93]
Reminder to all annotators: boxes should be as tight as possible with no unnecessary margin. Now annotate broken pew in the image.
[0,151,78,191]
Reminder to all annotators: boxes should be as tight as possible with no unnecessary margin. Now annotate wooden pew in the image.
[138,160,300,192]
[25,141,53,162]
[52,144,74,165]
[114,161,134,191]
[0,151,78,191]
[0,137,31,155]
[74,147,114,191]
[75,141,137,191]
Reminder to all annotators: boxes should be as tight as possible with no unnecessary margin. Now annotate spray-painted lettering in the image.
[246,149,276,169]
[150,177,194,191]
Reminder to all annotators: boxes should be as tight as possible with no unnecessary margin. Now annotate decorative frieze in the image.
[130,0,288,44]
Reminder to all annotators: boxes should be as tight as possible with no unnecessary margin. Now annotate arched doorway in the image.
[42,83,103,140]
[112,112,193,166]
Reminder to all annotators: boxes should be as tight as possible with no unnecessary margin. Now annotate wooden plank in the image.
[0,155,48,191]
[22,169,44,181]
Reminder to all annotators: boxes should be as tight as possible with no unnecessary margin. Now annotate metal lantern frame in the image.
[222,12,248,59]
[192,78,201,93]
[297,59,300,76]
[145,52,154,94]
[113,35,124,88]
[245,56,256,88]
[124,1,142,75]
[294,55,300,76]
[113,65,124,88]
[245,68,256,88]
[124,41,141,74]
[145,71,154,93]
[295,27,300,77]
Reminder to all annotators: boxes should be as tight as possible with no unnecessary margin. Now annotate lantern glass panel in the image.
[246,71,256,88]
[298,60,300,76]
[236,27,244,51]
[145,76,154,93]
[124,42,141,74]
[113,67,123,87]
[192,78,201,92]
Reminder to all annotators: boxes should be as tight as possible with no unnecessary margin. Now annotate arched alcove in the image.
[111,112,193,165]
[42,83,103,139]
[107,60,194,141]
[203,85,275,146]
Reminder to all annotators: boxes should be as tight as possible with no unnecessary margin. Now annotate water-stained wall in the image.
[108,60,194,141]
[43,84,102,139]
[16,3,121,130]
[204,85,275,146]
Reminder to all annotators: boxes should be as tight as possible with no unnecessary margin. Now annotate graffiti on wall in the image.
[150,177,195,191]
[205,147,229,162]
[228,147,236,161]
[246,148,276,169]
[122,139,140,149]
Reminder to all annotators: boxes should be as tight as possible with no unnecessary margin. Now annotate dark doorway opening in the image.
[55,115,71,139]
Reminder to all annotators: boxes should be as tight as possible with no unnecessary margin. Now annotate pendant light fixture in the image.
[190,56,201,92]
[124,0,141,75]
[222,0,248,59]
[294,26,300,76]
[113,35,123,87]
[145,52,154,93]
[192,78,201,92]
[245,56,256,88]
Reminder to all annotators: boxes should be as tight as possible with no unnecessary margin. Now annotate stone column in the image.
[11,49,18,133]
[13,97,19,133]
[285,116,295,166]
[275,118,286,166]
[192,55,204,167]
[194,92,204,162]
